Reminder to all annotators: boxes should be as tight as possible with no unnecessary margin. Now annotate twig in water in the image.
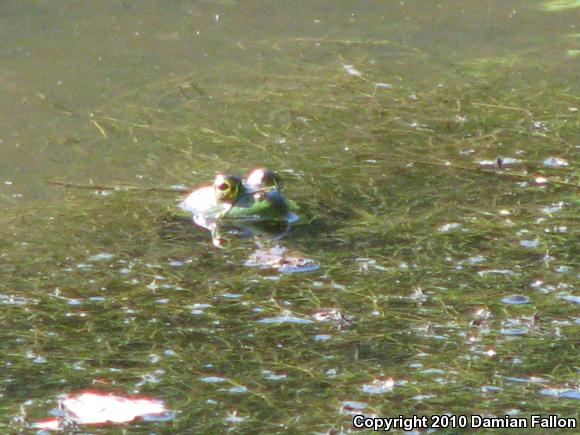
[370,152,580,189]
[471,102,532,117]
[48,180,190,194]
[91,120,108,139]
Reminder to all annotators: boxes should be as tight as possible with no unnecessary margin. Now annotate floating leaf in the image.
[32,391,172,430]
[245,246,319,273]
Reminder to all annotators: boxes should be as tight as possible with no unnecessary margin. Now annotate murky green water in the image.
[1,0,578,433]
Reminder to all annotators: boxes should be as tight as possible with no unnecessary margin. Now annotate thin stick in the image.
[35,93,79,117]
[471,102,533,117]
[370,153,580,189]
[251,37,391,46]
[91,119,108,139]
[48,180,190,194]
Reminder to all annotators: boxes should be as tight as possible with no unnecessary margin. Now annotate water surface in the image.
[1,0,578,433]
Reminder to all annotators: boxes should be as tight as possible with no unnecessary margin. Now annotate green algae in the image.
[542,0,580,11]
[1,1,579,433]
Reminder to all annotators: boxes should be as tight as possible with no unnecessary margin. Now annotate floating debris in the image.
[355,258,389,272]
[312,308,353,327]
[439,222,463,232]
[224,411,247,423]
[245,246,319,273]
[484,348,497,357]
[531,120,548,130]
[543,157,569,168]
[498,157,522,166]
[361,377,402,394]
[342,64,363,77]
[476,157,521,168]
[32,391,171,430]
[312,308,342,322]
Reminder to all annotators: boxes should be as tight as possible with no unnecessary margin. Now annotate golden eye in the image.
[224,182,238,200]
[214,174,240,201]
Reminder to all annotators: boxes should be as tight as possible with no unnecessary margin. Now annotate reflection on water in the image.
[0,0,578,432]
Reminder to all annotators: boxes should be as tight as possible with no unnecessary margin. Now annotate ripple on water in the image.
[554,265,571,273]
[168,260,184,267]
[224,412,246,423]
[505,376,547,383]
[466,255,487,265]
[187,303,212,315]
[257,312,314,324]
[0,294,34,305]
[478,269,519,277]
[557,293,580,304]
[412,394,436,400]
[500,326,529,336]
[542,202,565,214]
[339,401,367,415]
[226,386,247,394]
[542,157,569,168]
[501,295,531,305]
[481,386,502,393]
[200,376,227,383]
[361,378,396,394]
[221,293,242,299]
[88,252,115,261]
[520,239,540,248]
[530,280,556,294]
[261,370,287,381]
[540,388,580,400]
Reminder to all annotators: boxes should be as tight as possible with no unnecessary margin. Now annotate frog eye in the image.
[214,174,240,201]
[247,168,283,189]
[246,169,265,186]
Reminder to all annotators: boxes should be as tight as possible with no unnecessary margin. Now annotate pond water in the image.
[0,0,578,433]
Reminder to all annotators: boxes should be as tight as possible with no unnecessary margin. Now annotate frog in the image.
[245,167,299,218]
[179,170,297,230]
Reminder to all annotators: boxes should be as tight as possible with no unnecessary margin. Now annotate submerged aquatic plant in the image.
[542,0,580,11]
